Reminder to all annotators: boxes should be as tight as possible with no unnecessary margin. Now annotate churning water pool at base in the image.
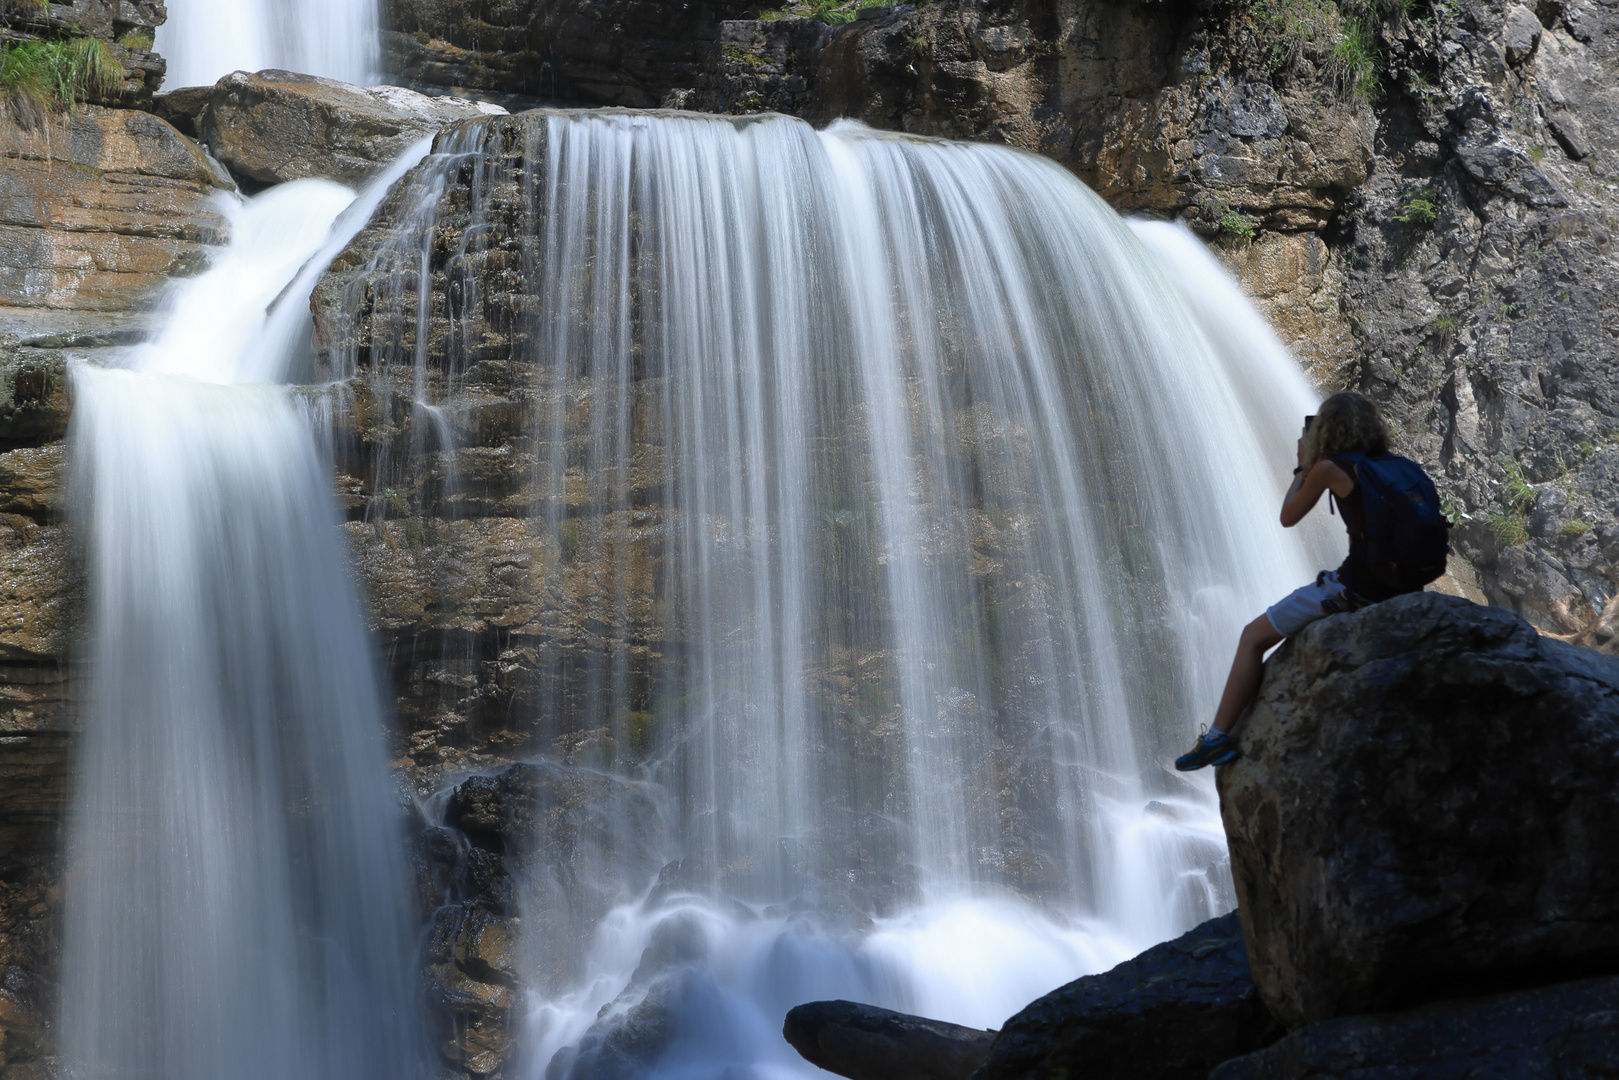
[520,793,1232,1080]
[60,109,1342,1080]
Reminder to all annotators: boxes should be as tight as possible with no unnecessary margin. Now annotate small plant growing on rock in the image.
[1392,189,1438,225]
[1333,16,1381,99]
[1560,518,1590,537]
[0,36,121,120]
[1219,210,1258,239]
[1500,458,1535,511]
[557,517,582,562]
[723,45,770,69]
[1489,512,1528,546]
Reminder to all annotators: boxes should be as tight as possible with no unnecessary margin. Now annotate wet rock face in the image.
[1211,975,1619,1079]
[0,108,233,315]
[974,912,1280,1080]
[309,113,1126,917]
[195,69,507,187]
[414,762,667,1076]
[381,0,753,107]
[1217,592,1619,1030]
[0,340,77,1080]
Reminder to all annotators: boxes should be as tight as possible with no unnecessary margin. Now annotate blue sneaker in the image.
[1175,728,1239,771]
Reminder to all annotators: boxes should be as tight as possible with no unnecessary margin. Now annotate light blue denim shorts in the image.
[1265,570,1351,637]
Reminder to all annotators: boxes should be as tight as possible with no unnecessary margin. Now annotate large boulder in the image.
[1210,975,1619,1079]
[971,912,1279,1080]
[1218,592,1619,1030]
[783,1000,995,1080]
[196,69,506,186]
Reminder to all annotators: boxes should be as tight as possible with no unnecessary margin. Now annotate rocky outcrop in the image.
[0,0,167,104]
[783,1000,995,1080]
[1322,0,1619,641]
[195,70,506,187]
[1211,975,1619,1079]
[0,107,233,317]
[1217,591,1619,1030]
[972,912,1279,1080]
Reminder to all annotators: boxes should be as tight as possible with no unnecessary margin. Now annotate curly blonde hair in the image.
[1302,392,1390,468]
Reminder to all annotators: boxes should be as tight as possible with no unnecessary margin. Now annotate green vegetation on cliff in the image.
[0,36,119,118]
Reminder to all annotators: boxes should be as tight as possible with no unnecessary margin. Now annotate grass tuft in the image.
[1489,512,1528,547]
[0,37,122,119]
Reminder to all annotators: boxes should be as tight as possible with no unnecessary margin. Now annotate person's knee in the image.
[1240,615,1282,650]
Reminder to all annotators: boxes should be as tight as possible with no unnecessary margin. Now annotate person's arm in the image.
[1280,454,1355,527]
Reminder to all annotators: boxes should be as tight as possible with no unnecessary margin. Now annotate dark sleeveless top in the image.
[1329,453,1402,603]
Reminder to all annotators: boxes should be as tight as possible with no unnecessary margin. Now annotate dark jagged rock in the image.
[783,1000,995,1080]
[1218,592,1619,1030]
[1210,975,1619,1079]
[972,912,1280,1080]
[1326,0,1619,640]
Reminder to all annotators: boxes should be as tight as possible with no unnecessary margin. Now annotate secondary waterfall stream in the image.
[62,150,432,1080]
[62,109,1340,1079]
[155,0,380,88]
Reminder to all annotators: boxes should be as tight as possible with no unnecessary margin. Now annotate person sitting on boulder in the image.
[1176,391,1449,771]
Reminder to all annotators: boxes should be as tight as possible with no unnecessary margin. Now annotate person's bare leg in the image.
[1211,614,1286,734]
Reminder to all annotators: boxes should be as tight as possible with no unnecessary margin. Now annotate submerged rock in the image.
[1211,975,1619,1079]
[197,69,506,186]
[972,912,1279,1080]
[1218,592,1619,1030]
[783,1000,995,1080]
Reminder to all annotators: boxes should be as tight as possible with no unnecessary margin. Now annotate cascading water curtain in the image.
[61,161,429,1080]
[157,0,380,88]
[318,111,1344,1070]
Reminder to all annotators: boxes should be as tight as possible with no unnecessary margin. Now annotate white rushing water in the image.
[314,112,1345,1079]
[156,0,380,89]
[61,147,431,1080]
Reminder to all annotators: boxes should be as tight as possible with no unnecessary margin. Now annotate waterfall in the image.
[156,0,380,89]
[60,148,433,1080]
[317,111,1344,1077]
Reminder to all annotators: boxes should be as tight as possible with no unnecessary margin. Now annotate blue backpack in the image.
[1336,451,1451,592]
